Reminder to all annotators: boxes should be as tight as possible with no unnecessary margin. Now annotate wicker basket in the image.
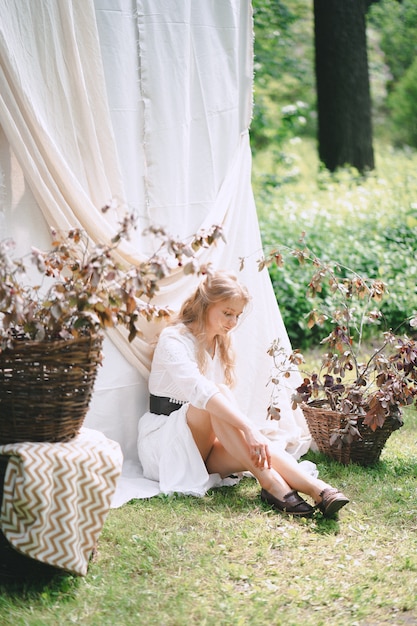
[0,334,103,444]
[302,404,403,466]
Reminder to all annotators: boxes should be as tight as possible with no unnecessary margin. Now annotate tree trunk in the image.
[314,0,375,172]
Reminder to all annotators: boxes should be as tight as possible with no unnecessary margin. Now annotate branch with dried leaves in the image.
[0,208,225,349]
[244,236,417,440]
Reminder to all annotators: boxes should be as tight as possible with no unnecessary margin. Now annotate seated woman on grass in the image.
[138,271,349,518]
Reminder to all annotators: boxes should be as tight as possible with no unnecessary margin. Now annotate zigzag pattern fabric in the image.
[0,428,123,575]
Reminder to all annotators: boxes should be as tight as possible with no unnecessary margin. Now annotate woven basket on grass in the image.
[302,404,403,466]
[0,333,103,444]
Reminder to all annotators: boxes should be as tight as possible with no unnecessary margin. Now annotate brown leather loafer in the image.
[317,488,349,518]
[260,488,315,518]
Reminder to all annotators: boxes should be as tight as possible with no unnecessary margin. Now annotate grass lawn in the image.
[1,409,416,626]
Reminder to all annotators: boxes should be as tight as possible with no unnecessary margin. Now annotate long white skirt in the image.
[137,404,239,497]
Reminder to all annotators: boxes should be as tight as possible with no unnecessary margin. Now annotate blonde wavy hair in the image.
[175,271,251,387]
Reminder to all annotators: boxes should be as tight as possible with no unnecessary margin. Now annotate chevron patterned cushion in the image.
[0,428,122,576]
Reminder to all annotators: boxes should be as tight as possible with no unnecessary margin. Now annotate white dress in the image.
[137,324,242,496]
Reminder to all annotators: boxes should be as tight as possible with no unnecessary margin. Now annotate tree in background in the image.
[313,0,375,173]
[251,0,417,169]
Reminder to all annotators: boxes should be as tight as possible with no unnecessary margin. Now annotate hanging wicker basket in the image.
[302,404,403,466]
[0,334,103,445]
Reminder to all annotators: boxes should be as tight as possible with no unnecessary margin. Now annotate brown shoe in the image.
[317,488,349,518]
[261,489,315,518]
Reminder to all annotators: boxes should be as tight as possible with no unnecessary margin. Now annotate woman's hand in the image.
[245,428,272,470]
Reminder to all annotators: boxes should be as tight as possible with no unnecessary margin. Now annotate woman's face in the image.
[205,297,246,340]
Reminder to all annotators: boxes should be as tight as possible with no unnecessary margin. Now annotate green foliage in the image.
[251,0,316,153]
[252,0,297,82]
[254,139,417,349]
[387,57,417,147]
[368,0,417,146]
[368,0,417,87]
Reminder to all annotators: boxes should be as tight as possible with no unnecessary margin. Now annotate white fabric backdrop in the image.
[0,0,312,507]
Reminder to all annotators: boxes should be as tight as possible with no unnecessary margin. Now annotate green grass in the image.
[1,409,417,626]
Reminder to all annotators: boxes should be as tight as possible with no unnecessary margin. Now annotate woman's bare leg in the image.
[186,405,217,460]
[269,448,330,502]
[187,404,331,503]
[209,415,334,501]
[187,405,293,499]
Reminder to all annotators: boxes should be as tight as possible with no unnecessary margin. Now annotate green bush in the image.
[387,57,417,148]
[368,0,417,87]
[254,140,417,350]
[251,0,316,153]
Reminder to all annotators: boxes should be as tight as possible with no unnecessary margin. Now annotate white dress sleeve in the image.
[148,325,222,409]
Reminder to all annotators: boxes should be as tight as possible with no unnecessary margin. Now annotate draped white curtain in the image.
[0,0,311,506]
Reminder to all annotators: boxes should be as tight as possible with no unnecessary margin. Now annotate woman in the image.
[138,271,349,518]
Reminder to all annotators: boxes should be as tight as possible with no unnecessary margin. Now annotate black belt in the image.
[149,394,185,416]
